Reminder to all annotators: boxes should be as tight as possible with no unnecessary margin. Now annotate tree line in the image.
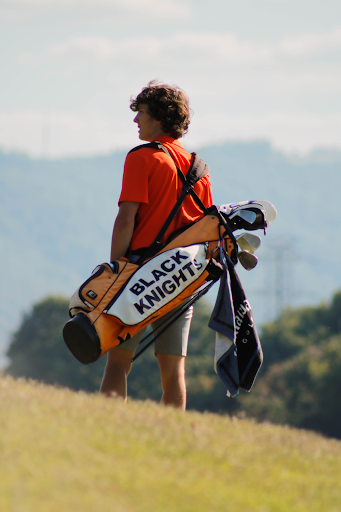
[5,290,341,439]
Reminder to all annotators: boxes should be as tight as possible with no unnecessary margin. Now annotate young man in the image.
[100,82,213,410]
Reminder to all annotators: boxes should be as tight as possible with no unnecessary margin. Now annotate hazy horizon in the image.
[1,136,341,161]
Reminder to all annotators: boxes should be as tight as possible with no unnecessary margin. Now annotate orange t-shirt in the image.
[119,135,213,251]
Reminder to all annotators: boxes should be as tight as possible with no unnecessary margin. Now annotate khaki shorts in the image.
[120,304,194,356]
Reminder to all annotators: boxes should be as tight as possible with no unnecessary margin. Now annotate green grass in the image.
[1,375,341,512]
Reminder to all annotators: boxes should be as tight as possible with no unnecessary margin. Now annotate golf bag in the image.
[63,141,234,364]
[63,205,237,364]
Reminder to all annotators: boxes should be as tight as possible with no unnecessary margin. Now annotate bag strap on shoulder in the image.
[128,142,210,264]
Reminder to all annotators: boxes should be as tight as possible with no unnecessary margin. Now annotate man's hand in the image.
[110,201,140,262]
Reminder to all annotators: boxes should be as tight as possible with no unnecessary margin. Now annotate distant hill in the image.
[1,141,341,365]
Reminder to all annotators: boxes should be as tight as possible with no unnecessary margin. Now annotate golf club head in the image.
[229,209,257,224]
[218,200,277,228]
[236,233,261,254]
[238,251,258,270]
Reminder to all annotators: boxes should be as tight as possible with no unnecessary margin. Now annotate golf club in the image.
[238,251,258,270]
[236,232,261,254]
[229,209,257,224]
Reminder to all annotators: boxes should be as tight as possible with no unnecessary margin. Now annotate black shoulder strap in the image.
[129,141,209,210]
[128,142,160,154]
[129,142,210,264]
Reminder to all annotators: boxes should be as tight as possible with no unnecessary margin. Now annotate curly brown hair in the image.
[130,81,191,139]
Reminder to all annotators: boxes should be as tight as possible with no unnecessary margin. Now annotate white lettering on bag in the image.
[107,245,208,325]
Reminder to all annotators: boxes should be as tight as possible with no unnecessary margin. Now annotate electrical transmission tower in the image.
[41,114,50,158]
[257,238,298,320]
[271,241,293,316]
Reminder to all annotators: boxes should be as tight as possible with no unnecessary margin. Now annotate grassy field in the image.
[1,375,341,512]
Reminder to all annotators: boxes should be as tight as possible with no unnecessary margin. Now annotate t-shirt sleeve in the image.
[118,151,150,205]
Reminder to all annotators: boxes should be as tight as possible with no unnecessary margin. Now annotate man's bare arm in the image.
[110,201,140,262]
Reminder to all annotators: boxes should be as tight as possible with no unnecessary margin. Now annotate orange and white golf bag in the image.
[63,205,236,364]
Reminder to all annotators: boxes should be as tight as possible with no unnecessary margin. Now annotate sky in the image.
[1,0,341,158]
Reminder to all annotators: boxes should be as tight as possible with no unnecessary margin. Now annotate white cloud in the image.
[49,36,164,60]
[20,32,273,67]
[172,33,273,63]
[280,28,341,55]
[20,26,341,70]
[51,37,116,60]
[172,28,341,62]
[2,0,192,18]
